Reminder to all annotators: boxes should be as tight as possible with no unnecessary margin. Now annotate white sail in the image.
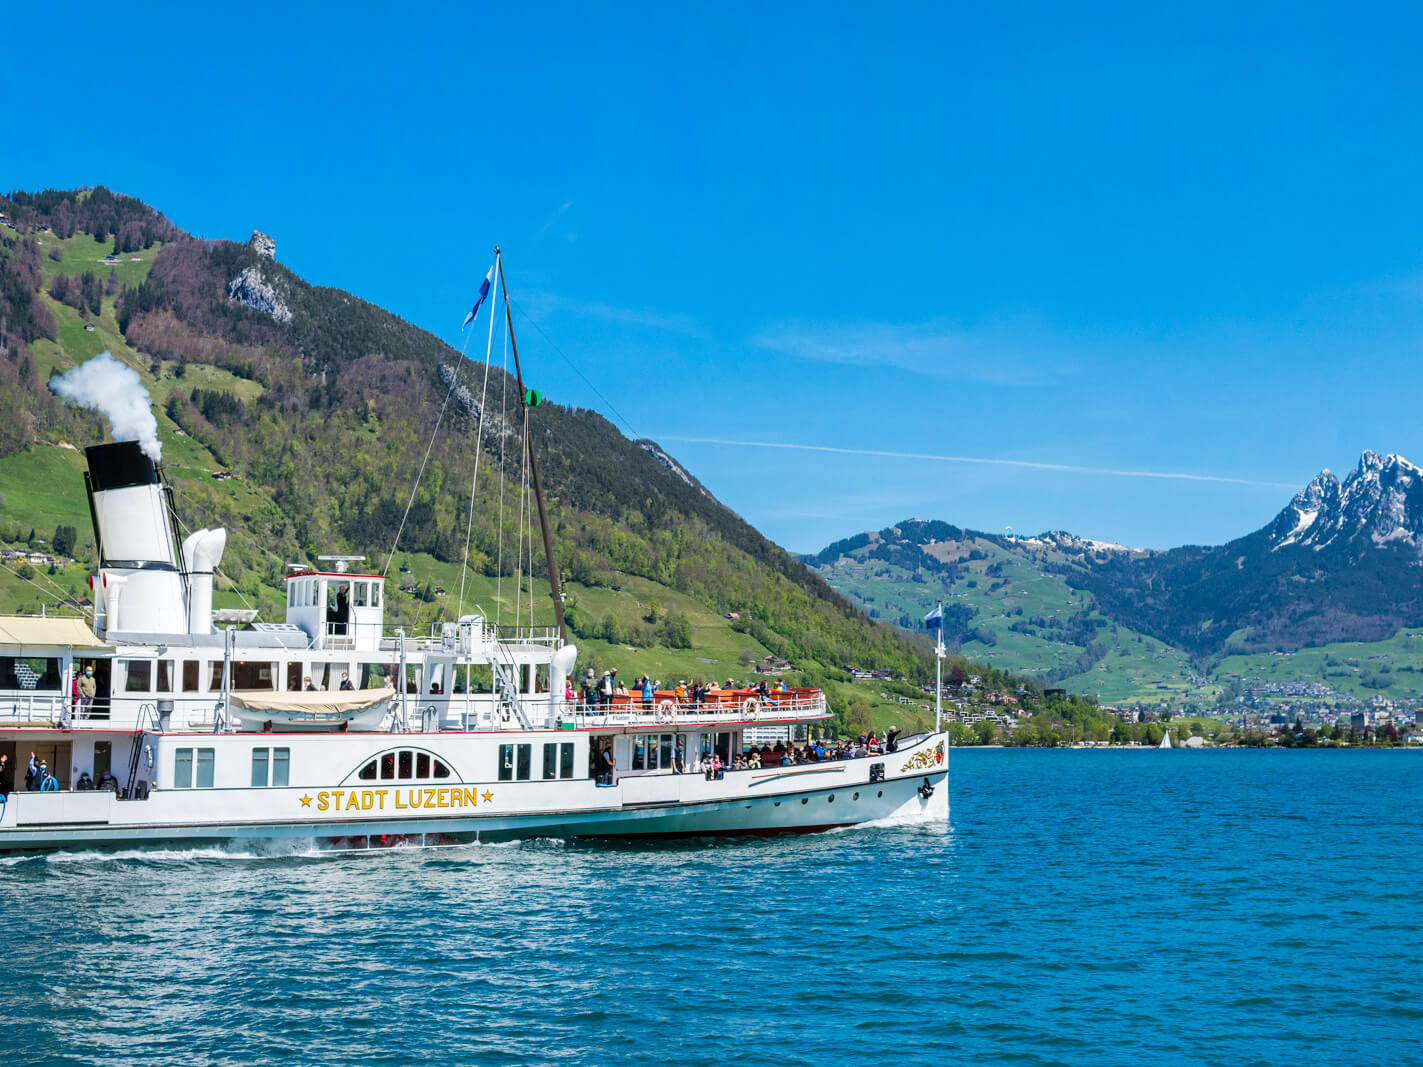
[1159,730,1172,749]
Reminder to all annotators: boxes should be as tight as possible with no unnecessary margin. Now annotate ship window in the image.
[560,742,574,779]
[380,752,395,780]
[174,748,193,788]
[371,583,381,608]
[123,659,152,693]
[0,657,61,691]
[251,748,269,787]
[358,759,377,781]
[354,582,368,607]
[156,660,173,693]
[232,661,275,690]
[195,748,215,789]
[398,750,413,779]
[416,752,430,778]
[287,583,295,607]
[209,661,224,691]
[545,742,574,779]
[272,748,289,787]
[632,734,675,771]
[360,663,389,689]
[287,662,302,691]
[543,743,558,779]
[182,661,200,692]
[499,745,530,781]
[432,758,450,779]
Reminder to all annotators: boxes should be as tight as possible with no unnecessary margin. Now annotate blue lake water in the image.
[2,749,1419,1066]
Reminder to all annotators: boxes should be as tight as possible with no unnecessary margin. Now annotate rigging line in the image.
[382,268,487,578]
[495,291,510,627]
[457,258,503,621]
[2,546,85,604]
[1,559,90,617]
[508,297,640,440]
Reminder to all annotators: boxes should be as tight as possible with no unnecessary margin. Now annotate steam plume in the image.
[49,351,162,461]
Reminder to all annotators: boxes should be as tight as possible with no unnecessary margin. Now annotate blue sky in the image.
[7,2,1423,551]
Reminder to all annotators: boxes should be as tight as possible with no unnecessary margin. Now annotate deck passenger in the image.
[78,666,96,717]
[599,746,616,785]
[340,672,354,691]
[304,676,317,691]
[640,675,654,706]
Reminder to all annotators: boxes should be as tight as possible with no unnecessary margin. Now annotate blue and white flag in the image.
[462,265,494,327]
[924,604,943,630]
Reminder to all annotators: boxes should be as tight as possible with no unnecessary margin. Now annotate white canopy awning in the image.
[0,615,109,652]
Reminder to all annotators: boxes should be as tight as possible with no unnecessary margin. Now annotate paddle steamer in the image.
[0,255,947,852]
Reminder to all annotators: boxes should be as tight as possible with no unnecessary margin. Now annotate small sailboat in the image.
[1159,730,1173,749]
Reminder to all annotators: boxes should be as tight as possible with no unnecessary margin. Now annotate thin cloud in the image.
[539,199,574,235]
[521,290,703,337]
[656,436,1299,489]
[751,319,1077,386]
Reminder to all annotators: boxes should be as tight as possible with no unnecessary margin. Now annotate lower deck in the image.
[0,727,948,850]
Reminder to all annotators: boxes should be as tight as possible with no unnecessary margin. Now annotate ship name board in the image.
[301,787,492,812]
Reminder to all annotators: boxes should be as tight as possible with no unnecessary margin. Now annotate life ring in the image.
[656,699,676,723]
[742,697,759,720]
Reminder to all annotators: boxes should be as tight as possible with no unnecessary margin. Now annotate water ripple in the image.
[1,750,1419,1065]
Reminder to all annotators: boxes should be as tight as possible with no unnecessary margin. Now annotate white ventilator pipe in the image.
[549,643,579,716]
[182,528,227,635]
[104,574,128,634]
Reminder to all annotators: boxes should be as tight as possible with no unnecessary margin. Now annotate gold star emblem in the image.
[482,790,494,803]
[300,795,312,807]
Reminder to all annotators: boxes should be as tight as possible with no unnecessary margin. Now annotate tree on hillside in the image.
[51,525,77,557]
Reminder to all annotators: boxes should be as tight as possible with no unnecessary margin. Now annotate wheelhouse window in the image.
[354,582,368,607]
[182,661,200,692]
[123,659,152,693]
[156,660,173,693]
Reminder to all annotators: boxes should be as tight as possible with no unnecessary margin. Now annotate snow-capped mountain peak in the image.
[1270,450,1423,552]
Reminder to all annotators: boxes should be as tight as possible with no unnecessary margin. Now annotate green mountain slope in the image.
[812,501,1423,705]
[0,186,1029,733]
[811,524,1208,703]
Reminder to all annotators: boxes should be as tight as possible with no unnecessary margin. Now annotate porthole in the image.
[774,801,781,806]
[877,790,883,798]
[828,794,835,803]
[801,797,808,805]
[853,792,860,801]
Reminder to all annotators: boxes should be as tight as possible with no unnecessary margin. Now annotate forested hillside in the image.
[0,185,1027,730]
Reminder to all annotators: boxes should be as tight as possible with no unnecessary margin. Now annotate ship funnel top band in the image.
[85,441,159,492]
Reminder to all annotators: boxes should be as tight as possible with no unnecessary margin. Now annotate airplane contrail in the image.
[654,436,1299,489]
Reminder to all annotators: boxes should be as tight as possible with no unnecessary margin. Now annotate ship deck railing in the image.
[564,690,829,729]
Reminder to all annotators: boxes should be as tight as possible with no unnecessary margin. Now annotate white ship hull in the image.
[0,732,949,851]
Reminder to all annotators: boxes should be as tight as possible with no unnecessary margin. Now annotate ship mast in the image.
[496,249,568,645]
